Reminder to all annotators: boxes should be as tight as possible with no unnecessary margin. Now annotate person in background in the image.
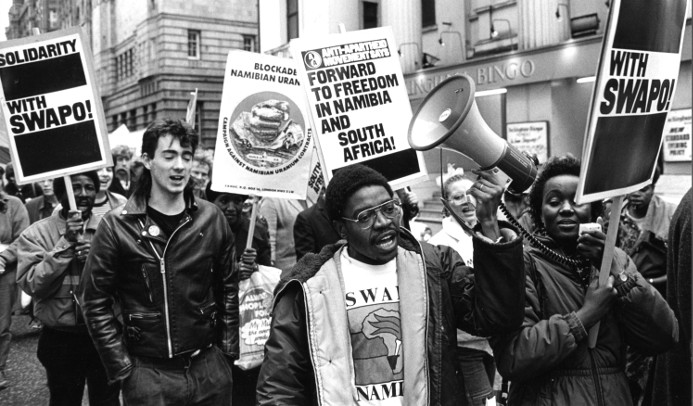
[206,183,271,406]
[293,190,340,261]
[4,163,42,203]
[16,171,120,405]
[191,155,212,201]
[395,188,420,230]
[258,196,307,276]
[25,178,59,224]
[0,188,29,391]
[23,177,58,330]
[108,145,135,198]
[428,173,498,406]
[491,155,677,406]
[607,167,678,405]
[257,164,525,405]
[80,119,238,405]
[647,187,691,406]
[91,164,127,224]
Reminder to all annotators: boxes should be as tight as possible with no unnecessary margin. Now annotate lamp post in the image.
[491,19,511,39]
[438,21,465,61]
[555,3,569,21]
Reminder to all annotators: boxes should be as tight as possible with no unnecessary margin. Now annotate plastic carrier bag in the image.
[234,264,281,371]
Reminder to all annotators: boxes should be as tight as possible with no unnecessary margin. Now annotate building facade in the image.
[91,0,258,147]
[6,0,60,39]
[260,0,692,229]
[7,0,259,148]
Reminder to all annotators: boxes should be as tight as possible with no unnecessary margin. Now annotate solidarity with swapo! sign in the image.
[0,27,111,183]
[577,0,689,202]
[291,27,427,188]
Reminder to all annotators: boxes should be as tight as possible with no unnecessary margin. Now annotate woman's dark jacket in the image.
[492,235,678,406]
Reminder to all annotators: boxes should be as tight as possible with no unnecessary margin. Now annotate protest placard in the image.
[507,121,548,163]
[0,27,111,184]
[576,0,689,348]
[662,108,691,162]
[576,0,689,203]
[290,26,427,188]
[211,50,314,199]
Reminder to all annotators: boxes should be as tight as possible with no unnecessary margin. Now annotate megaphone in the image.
[408,74,537,193]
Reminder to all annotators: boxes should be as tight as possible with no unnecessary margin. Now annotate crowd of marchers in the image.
[0,117,689,406]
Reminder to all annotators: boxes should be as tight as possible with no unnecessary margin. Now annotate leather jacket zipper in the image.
[142,215,191,358]
[129,312,161,321]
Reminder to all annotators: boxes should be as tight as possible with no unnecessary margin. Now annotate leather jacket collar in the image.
[121,190,199,217]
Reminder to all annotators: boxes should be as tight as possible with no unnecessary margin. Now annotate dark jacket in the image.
[293,195,340,261]
[25,195,58,224]
[492,236,678,406]
[233,217,271,266]
[648,188,692,406]
[257,227,525,405]
[80,194,239,382]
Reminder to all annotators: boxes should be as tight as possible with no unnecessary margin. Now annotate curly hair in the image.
[528,155,602,230]
[325,164,393,222]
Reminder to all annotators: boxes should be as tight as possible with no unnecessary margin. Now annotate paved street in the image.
[0,314,49,405]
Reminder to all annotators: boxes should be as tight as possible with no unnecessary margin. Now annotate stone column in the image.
[520,0,570,50]
[382,0,422,74]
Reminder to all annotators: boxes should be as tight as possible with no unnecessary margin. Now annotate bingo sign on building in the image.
[291,27,427,187]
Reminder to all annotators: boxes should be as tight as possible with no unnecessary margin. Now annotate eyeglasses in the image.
[342,199,401,229]
[447,193,469,206]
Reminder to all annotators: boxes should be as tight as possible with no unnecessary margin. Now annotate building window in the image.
[150,103,156,122]
[362,1,379,29]
[142,105,148,125]
[243,35,256,52]
[120,113,127,128]
[287,0,298,40]
[422,0,436,28]
[115,49,135,82]
[188,30,200,59]
[129,109,137,128]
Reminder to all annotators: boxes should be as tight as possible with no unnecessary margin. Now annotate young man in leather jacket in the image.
[80,119,238,405]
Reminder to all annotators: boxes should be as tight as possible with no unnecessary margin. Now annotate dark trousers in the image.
[232,365,260,406]
[37,327,120,406]
[457,347,496,406]
[0,270,16,371]
[122,345,233,406]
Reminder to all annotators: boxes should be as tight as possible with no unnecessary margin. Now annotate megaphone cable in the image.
[498,201,592,284]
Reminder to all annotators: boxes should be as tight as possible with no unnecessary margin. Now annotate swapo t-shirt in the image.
[341,249,403,405]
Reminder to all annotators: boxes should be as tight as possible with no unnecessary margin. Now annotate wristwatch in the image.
[614,271,637,297]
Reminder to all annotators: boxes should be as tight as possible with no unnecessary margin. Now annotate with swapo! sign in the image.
[577,0,689,203]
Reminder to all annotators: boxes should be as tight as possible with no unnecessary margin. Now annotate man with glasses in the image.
[257,164,525,405]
